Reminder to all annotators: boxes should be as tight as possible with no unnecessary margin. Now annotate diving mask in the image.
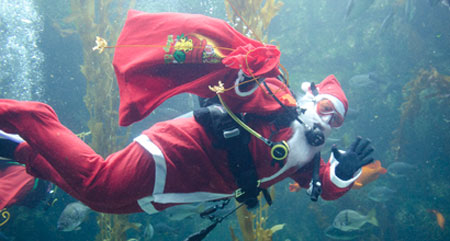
[316,99,345,128]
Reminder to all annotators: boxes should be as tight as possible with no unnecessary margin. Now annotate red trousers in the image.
[1,99,153,213]
[1,99,350,213]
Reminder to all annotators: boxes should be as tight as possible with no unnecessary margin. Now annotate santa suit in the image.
[0,11,359,214]
[0,164,36,209]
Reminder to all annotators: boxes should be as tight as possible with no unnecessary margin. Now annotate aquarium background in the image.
[0,0,449,240]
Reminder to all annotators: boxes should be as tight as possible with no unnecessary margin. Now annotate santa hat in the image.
[301,75,348,117]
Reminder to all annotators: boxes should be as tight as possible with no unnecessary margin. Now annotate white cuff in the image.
[0,130,25,143]
[329,151,362,188]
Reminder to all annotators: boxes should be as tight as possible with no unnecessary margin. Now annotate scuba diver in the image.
[0,159,57,240]
[0,10,374,216]
[0,133,57,211]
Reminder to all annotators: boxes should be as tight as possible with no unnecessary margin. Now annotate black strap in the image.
[194,105,269,208]
[310,82,319,96]
[310,152,322,201]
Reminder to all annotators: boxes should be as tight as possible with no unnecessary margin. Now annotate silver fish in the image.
[163,203,207,221]
[348,72,383,88]
[57,201,91,231]
[344,0,375,21]
[404,0,416,21]
[368,186,396,202]
[332,209,378,232]
[440,0,450,10]
[344,0,355,21]
[378,10,394,35]
[324,225,363,240]
[387,162,415,178]
[142,223,154,241]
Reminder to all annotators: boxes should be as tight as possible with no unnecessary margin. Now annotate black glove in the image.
[332,137,374,180]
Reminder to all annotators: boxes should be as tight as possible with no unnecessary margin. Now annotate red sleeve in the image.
[289,157,352,201]
[0,164,36,209]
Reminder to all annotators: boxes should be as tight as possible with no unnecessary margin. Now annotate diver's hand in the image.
[332,137,374,180]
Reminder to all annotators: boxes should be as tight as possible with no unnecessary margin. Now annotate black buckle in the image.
[223,128,240,139]
[235,181,273,208]
[235,180,261,200]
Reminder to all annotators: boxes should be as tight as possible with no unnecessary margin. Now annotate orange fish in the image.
[352,160,387,189]
[289,182,301,192]
[428,209,445,230]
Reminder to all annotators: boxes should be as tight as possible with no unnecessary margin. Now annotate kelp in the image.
[224,0,284,43]
[224,2,285,240]
[54,1,136,240]
[393,67,450,160]
[96,213,142,241]
[61,0,135,156]
[230,187,285,241]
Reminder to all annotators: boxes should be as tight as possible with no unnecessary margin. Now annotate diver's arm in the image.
[288,155,356,201]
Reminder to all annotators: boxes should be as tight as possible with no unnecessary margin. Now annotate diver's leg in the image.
[16,141,155,213]
[0,99,155,213]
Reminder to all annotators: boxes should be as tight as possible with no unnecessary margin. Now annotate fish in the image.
[441,0,450,10]
[344,0,355,21]
[164,203,207,221]
[386,162,415,178]
[141,223,154,241]
[344,0,375,21]
[57,201,91,231]
[327,137,342,143]
[345,107,359,121]
[332,209,378,232]
[288,182,301,192]
[378,10,394,35]
[352,160,387,189]
[428,209,445,230]
[324,225,363,240]
[347,72,383,88]
[367,186,396,202]
[403,0,416,21]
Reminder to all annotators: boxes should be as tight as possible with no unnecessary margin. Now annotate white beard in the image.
[259,93,337,183]
[285,94,333,169]
[297,93,333,137]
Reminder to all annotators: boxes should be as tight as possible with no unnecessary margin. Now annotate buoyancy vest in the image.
[193,102,296,208]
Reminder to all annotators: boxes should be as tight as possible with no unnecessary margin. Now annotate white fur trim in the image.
[137,192,234,215]
[301,82,311,93]
[299,82,346,116]
[153,192,233,203]
[134,135,167,194]
[0,130,24,143]
[134,134,234,214]
[137,196,159,214]
[234,69,258,97]
[329,151,362,188]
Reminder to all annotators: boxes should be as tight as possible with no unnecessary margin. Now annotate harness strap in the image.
[310,152,322,201]
[194,105,270,208]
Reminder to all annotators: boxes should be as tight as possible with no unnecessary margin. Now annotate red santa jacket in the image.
[0,11,358,215]
[110,10,357,213]
[0,164,36,209]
